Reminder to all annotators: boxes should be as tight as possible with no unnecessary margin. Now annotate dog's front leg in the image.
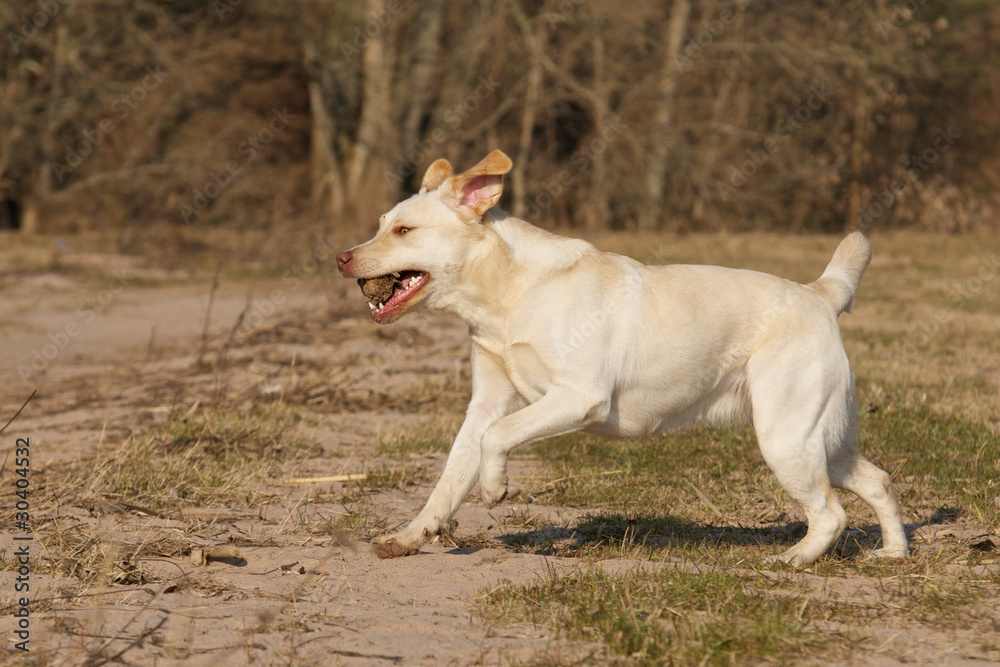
[479,388,608,508]
[371,409,491,559]
[372,349,518,559]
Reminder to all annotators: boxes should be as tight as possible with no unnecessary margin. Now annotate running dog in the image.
[335,150,908,566]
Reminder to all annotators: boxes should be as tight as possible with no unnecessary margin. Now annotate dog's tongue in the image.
[359,275,396,303]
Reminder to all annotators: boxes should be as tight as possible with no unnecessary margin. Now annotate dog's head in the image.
[336,150,512,323]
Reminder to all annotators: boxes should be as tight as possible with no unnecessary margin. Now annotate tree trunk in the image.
[638,0,691,231]
[847,2,882,232]
[586,33,609,231]
[26,22,70,233]
[691,6,744,227]
[304,35,345,216]
[346,0,394,207]
[397,0,444,196]
[847,89,870,231]
[512,19,544,220]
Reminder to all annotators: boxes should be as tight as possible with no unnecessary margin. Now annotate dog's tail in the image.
[807,232,872,315]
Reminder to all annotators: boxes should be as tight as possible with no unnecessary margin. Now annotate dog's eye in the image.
[394,226,412,236]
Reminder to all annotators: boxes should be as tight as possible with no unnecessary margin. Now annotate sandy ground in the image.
[0,249,622,665]
[0,238,996,666]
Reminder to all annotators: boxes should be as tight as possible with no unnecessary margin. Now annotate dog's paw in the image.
[765,552,804,568]
[867,545,910,560]
[479,475,509,509]
[479,456,510,509]
[371,534,421,559]
[766,547,818,569]
[479,463,508,508]
[482,485,508,509]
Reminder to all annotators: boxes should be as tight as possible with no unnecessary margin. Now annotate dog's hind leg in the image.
[757,434,849,567]
[828,440,909,559]
[749,353,852,567]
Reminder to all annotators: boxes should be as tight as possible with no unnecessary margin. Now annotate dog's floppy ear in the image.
[439,150,513,220]
[419,159,453,193]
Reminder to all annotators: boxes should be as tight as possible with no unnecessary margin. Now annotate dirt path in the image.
[0,254,612,665]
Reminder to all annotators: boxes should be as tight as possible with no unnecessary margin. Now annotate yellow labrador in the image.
[336,151,908,567]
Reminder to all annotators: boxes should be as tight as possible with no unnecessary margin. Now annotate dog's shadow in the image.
[491,512,909,561]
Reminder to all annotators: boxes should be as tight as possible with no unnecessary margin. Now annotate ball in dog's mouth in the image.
[357,270,430,321]
[359,275,396,303]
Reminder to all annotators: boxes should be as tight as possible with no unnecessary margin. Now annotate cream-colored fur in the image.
[336,150,908,567]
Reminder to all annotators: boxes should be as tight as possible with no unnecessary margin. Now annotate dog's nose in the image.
[336,250,353,272]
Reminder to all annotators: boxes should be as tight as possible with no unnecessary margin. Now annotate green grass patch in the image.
[480,567,821,665]
[479,560,999,666]
[521,423,790,563]
[858,401,999,529]
[517,387,998,562]
[524,424,769,512]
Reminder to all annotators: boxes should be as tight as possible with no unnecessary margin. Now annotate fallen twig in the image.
[197,263,222,365]
[0,389,36,436]
[190,545,241,566]
[687,479,725,522]
[283,473,368,485]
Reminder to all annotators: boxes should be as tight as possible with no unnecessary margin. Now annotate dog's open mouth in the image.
[358,270,429,322]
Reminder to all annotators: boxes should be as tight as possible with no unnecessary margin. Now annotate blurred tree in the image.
[0,0,996,236]
[638,0,689,231]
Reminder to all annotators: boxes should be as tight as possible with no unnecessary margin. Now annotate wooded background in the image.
[1,0,998,238]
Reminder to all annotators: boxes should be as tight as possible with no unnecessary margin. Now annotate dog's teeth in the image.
[391,272,400,278]
[368,302,376,311]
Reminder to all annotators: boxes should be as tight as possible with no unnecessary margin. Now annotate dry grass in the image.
[1,230,996,665]
[75,406,301,512]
